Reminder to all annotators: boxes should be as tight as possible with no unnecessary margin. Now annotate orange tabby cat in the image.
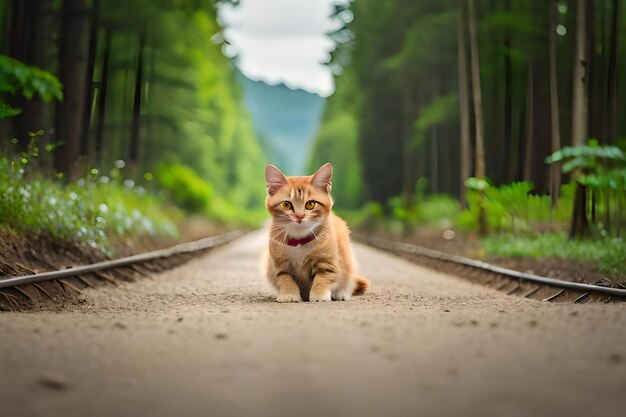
[264,163,369,302]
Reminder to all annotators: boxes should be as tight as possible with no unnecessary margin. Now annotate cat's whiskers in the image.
[310,224,322,243]
[271,225,289,244]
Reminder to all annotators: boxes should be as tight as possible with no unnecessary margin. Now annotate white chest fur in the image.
[286,244,311,268]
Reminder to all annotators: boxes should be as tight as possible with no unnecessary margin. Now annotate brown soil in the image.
[0,217,228,277]
[0,230,107,277]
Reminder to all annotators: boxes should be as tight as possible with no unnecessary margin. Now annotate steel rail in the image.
[355,234,626,298]
[0,230,246,289]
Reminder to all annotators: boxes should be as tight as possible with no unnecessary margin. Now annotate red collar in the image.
[287,234,315,247]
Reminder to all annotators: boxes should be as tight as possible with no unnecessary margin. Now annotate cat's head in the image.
[265,163,333,238]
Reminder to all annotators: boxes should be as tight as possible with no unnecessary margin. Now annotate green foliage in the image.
[318,0,625,271]
[383,9,458,72]
[0,55,62,120]
[546,139,625,173]
[458,181,573,233]
[308,70,363,208]
[464,176,490,191]
[308,112,362,207]
[481,233,626,277]
[0,103,21,119]
[412,93,458,149]
[156,163,213,214]
[0,5,267,237]
[547,141,626,237]
[0,154,179,252]
[579,168,626,191]
[344,191,460,237]
[154,162,265,227]
[413,194,460,226]
[480,11,538,36]
[546,139,626,190]
[97,5,266,218]
[339,201,385,226]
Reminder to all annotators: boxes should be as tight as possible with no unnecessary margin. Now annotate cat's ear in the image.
[265,164,288,195]
[311,163,333,193]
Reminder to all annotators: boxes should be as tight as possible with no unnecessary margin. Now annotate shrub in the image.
[458,181,573,234]
[0,155,179,252]
[155,163,213,214]
[0,55,62,120]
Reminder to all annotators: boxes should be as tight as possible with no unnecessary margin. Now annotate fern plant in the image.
[0,55,62,120]
[546,140,626,238]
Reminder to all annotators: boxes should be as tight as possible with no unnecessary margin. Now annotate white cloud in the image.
[219,0,341,97]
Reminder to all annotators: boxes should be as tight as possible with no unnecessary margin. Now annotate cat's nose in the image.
[295,215,304,223]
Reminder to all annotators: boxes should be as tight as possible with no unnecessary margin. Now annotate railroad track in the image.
[0,231,246,311]
[356,234,626,304]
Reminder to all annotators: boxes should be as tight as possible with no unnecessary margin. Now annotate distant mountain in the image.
[236,70,325,176]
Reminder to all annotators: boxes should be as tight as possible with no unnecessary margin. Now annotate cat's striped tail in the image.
[353,276,370,296]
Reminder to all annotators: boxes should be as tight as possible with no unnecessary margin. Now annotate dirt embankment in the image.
[0,218,231,276]
[0,218,231,310]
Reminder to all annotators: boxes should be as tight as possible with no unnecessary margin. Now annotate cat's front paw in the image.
[332,288,351,301]
[309,289,332,302]
[276,293,302,303]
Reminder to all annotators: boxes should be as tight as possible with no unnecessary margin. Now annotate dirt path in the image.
[1,230,625,417]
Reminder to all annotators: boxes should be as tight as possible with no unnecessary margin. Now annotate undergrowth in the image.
[0,154,181,253]
[345,178,625,277]
[155,162,266,227]
[481,233,626,277]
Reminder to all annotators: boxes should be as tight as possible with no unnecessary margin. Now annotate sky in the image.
[218,0,342,97]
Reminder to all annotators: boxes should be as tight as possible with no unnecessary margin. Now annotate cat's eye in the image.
[280,201,292,211]
[305,201,316,210]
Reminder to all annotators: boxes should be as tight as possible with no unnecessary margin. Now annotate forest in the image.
[306,0,626,277]
[0,0,266,242]
[1,0,625,278]
[310,0,626,241]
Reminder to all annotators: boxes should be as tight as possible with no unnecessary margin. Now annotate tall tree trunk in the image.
[467,0,487,235]
[549,0,562,206]
[570,0,589,238]
[79,0,99,158]
[586,0,601,142]
[467,0,485,181]
[95,30,110,167]
[144,41,157,170]
[606,0,619,143]
[5,0,30,151]
[571,0,588,147]
[458,8,471,208]
[523,60,534,182]
[401,71,415,207]
[54,0,89,179]
[129,32,145,170]
[503,0,513,183]
[430,129,439,193]
[485,0,503,185]
[7,0,53,156]
[5,0,28,67]
[570,184,590,238]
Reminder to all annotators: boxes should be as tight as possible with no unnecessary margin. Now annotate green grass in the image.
[346,186,625,277]
[0,151,268,256]
[480,233,626,277]
[0,156,181,253]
